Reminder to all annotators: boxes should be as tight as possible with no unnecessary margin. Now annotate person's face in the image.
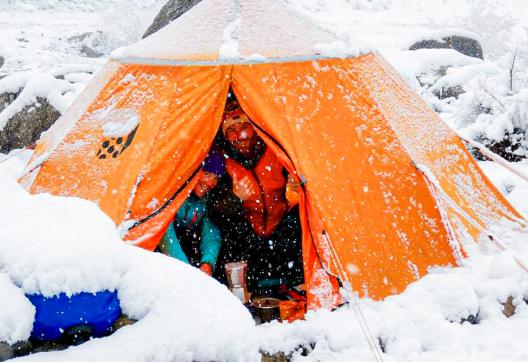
[225,117,258,156]
[193,171,218,198]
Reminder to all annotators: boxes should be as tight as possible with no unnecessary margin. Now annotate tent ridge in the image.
[111,54,365,67]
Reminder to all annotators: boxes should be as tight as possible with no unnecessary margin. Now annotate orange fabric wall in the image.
[30,64,230,243]
[355,53,525,246]
[29,55,512,304]
[232,57,459,300]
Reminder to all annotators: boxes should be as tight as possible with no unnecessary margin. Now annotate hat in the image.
[202,148,226,177]
[222,101,250,135]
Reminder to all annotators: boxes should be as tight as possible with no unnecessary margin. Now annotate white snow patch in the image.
[0,274,35,344]
[100,108,140,138]
[219,18,241,59]
[0,160,258,361]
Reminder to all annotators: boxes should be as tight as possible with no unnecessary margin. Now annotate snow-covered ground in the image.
[2,0,528,361]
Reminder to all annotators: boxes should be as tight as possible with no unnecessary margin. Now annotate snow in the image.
[406,28,484,49]
[256,253,528,361]
[0,154,258,360]
[0,64,99,131]
[2,0,528,360]
[478,160,528,219]
[0,0,163,74]
[100,108,140,138]
[0,273,35,345]
[0,73,71,130]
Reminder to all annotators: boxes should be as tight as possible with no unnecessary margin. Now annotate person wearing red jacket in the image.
[208,100,303,292]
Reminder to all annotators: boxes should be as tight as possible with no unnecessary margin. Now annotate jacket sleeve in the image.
[159,222,190,264]
[199,215,222,271]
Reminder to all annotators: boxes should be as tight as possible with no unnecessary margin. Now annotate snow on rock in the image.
[0,73,69,130]
[382,48,482,85]
[406,28,484,50]
[0,64,98,131]
[0,160,258,360]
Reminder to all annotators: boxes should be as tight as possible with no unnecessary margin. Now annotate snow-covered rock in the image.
[409,30,484,59]
[143,0,202,38]
[0,65,98,153]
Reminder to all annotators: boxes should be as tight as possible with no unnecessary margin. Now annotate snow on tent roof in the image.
[112,0,346,65]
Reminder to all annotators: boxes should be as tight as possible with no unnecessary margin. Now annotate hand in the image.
[232,174,257,201]
[285,174,300,206]
[199,263,213,276]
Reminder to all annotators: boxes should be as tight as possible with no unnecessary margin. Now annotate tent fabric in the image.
[28,63,230,227]
[24,53,525,308]
[112,0,338,65]
[352,56,524,242]
[231,57,461,300]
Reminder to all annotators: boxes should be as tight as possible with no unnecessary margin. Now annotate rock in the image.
[410,35,484,60]
[0,92,18,111]
[0,95,61,153]
[143,0,202,38]
[502,296,516,318]
[261,351,290,362]
[0,342,14,362]
[112,314,137,332]
[80,44,104,58]
[0,56,4,69]
[487,133,527,162]
[68,31,106,58]
[433,85,465,100]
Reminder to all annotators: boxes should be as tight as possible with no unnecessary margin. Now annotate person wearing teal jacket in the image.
[159,149,225,276]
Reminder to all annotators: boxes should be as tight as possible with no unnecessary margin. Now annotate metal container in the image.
[230,286,250,304]
[251,297,281,323]
[225,261,248,288]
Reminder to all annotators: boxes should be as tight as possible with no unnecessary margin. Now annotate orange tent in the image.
[21,0,524,309]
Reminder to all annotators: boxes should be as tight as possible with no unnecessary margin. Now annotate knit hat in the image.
[202,148,226,177]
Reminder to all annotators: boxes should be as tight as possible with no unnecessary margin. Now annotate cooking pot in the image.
[251,297,281,323]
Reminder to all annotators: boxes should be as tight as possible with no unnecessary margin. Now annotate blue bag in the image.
[26,290,121,341]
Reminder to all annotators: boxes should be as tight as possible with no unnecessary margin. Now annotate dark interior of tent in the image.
[157,89,308,321]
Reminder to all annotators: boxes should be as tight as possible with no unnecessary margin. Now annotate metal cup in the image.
[230,286,250,304]
[225,261,248,288]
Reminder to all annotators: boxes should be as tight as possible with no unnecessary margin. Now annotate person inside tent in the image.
[208,99,304,292]
[158,149,225,276]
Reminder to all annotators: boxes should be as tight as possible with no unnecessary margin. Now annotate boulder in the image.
[143,0,202,38]
[476,130,527,162]
[433,85,465,100]
[0,94,61,154]
[0,342,13,362]
[68,31,105,58]
[410,35,484,60]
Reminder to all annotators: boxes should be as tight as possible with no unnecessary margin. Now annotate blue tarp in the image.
[27,290,121,341]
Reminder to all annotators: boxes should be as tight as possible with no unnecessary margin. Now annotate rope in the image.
[321,232,385,362]
[417,166,528,275]
[460,136,528,184]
